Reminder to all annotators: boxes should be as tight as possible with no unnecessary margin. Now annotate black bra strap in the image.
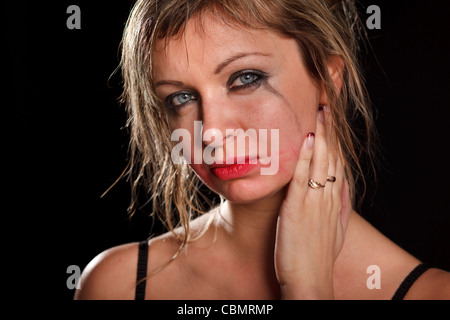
[135,240,149,300]
[392,263,430,300]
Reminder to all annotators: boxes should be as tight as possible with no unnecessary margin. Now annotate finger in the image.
[323,106,338,199]
[334,151,345,193]
[307,107,329,200]
[283,132,315,210]
[330,153,345,224]
[334,145,352,228]
[339,179,352,232]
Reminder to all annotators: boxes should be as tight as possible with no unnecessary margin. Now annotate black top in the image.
[134,240,430,300]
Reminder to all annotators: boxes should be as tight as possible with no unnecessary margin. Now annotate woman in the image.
[75,0,450,299]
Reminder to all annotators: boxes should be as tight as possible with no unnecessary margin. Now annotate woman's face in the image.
[153,13,322,203]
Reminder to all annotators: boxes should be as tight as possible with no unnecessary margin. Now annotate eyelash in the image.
[164,70,267,110]
[227,70,267,92]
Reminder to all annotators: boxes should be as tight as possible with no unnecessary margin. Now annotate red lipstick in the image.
[210,157,258,180]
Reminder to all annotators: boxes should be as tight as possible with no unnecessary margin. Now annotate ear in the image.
[319,55,345,105]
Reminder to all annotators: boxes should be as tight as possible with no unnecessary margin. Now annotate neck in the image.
[216,187,287,261]
[211,188,287,298]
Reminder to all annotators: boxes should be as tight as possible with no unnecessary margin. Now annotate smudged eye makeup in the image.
[227,69,267,91]
[164,69,268,110]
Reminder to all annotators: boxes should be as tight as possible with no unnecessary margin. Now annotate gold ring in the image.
[327,176,336,182]
[308,179,325,189]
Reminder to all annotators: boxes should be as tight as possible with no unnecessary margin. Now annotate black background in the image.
[8,0,450,301]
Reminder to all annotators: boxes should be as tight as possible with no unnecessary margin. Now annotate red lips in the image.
[210,156,258,180]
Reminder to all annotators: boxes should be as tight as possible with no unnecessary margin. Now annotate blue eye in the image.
[239,73,258,85]
[228,70,266,91]
[167,92,197,108]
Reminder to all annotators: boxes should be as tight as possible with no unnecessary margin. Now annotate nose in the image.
[201,125,237,149]
[200,94,236,148]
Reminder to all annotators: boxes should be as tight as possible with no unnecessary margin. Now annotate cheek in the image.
[190,163,212,186]
[255,97,306,157]
[234,88,316,173]
[256,93,318,183]
[275,138,301,182]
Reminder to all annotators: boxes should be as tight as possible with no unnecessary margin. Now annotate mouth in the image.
[210,156,259,180]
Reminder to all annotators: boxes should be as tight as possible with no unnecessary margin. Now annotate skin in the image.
[74,12,450,300]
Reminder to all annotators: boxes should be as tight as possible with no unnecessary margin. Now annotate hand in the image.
[275,106,352,299]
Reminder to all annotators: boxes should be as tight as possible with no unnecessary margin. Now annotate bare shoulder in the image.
[74,242,140,300]
[73,230,185,300]
[347,213,450,299]
[335,212,450,300]
[405,268,450,300]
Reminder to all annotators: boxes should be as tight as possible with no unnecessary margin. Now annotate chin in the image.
[210,171,291,204]
[190,159,295,204]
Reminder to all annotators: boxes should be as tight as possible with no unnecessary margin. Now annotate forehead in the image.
[151,12,294,78]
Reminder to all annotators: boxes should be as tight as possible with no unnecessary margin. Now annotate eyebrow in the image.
[154,52,272,88]
[154,80,185,88]
[214,52,272,74]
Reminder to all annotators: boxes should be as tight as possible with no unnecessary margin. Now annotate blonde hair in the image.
[119,0,378,251]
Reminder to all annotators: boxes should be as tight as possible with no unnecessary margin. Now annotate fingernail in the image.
[306,132,315,148]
